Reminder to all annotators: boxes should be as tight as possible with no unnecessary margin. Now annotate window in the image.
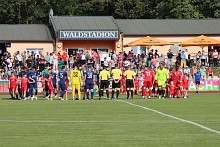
[131,47,138,54]
[27,48,43,57]
[140,46,146,54]
[170,43,182,54]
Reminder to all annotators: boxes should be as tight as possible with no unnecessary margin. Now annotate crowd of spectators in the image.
[0,48,220,80]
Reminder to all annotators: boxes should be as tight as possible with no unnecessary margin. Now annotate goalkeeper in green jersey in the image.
[155,62,169,99]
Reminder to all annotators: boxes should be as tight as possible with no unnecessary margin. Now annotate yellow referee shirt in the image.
[99,70,110,80]
[124,70,135,80]
[111,68,122,80]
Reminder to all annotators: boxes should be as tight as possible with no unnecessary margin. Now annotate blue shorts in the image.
[53,82,57,88]
[86,83,94,90]
[33,83,37,89]
[59,83,66,91]
[195,81,200,85]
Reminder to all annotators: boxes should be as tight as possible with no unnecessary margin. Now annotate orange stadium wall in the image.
[55,33,124,54]
[123,36,220,55]
[7,42,54,56]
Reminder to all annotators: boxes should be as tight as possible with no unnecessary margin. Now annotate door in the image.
[0,43,6,63]
[67,48,78,57]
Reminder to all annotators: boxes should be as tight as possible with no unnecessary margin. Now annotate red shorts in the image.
[49,88,54,93]
[144,81,152,88]
[170,90,174,95]
[21,87,27,92]
[184,86,188,90]
[135,84,139,88]
[10,85,17,91]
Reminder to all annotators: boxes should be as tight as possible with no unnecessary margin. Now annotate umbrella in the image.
[124,36,173,50]
[179,35,220,48]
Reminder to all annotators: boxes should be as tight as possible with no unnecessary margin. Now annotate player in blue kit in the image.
[29,67,38,100]
[85,66,95,100]
[59,66,68,100]
[194,68,201,93]
[52,69,58,97]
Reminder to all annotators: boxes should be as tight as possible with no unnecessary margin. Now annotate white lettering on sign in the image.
[59,31,119,40]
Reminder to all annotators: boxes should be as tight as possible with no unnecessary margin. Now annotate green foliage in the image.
[0,0,219,24]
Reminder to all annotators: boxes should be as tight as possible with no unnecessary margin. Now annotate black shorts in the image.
[195,81,200,85]
[19,61,23,66]
[64,61,67,65]
[126,79,134,88]
[208,74,213,77]
[100,80,109,89]
[112,79,121,89]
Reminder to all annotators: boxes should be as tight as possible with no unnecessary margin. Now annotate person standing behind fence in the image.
[53,51,58,71]
[167,49,173,68]
[213,49,219,69]
[180,51,187,68]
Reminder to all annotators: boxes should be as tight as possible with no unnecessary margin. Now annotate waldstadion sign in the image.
[59,30,119,40]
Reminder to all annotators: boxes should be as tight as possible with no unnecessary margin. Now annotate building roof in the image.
[0,24,53,42]
[116,19,220,36]
[50,16,119,32]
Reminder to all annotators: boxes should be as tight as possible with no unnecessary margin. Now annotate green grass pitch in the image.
[0,94,220,147]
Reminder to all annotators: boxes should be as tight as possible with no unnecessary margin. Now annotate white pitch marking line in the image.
[118,100,220,135]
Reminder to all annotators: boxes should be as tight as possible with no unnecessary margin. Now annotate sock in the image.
[131,90,133,98]
[91,91,94,99]
[148,90,152,96]
[116,90,119,98]
[106,90,109,98]
[158,89,161,96]
[99,90,102,97]
[127,90,130,99]
[35,89,38,96]
[142,88,147,96]
[112,90,114,98]
[162,90,165,97]
[86,92,89,99]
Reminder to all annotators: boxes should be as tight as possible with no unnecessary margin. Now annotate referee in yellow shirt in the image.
[111,64,122,99]
[70,65,81,100]
[99,66,110,100]
[124,66,135,99]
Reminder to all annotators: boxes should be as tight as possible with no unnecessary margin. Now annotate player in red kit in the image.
[20,73,29,100]
[65,77,69,100]
[182,73,190,98]
[47,74,54,100]
[134,75,140,95]
[176,76,183,98]
[168,81,175,98]
[142,67,154,99]
[171,66,183,97]
[9,72,18,99]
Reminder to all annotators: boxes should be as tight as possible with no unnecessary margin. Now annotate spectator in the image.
[39,56,46,72]
[58,57,64,70]
[208,50,214,68]
[69,55,75,70]
[53,51,58,70]
[13,56,19,71]
[45,52,50,68]
[213,49,219,68]
[26,56,32,69]
[183,66,191,77]
[180,51,186,68]
[184,49,189,66]
[200,66,206,80]
[141,51,145,59]
[196,51,201,68]
[167,49,174,68]
[159,54,165,63]
[201,51,206,66]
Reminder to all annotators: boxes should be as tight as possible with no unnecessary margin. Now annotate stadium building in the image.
[0,24,53,57]
[1,13,220,58]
